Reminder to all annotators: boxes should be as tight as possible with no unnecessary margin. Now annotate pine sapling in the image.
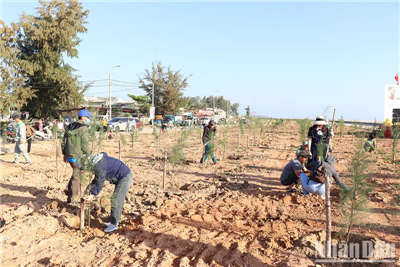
[239,120,245,135]
[297,118,310,143]
[338,137,374,243]
[338,116,345,137]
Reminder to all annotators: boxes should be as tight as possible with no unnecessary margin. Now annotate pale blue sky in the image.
[1,1,399,120]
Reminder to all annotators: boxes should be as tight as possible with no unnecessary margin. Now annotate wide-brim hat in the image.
[312,115,328,125]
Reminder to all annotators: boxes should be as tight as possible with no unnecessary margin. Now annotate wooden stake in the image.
[88,201,91,228]
[247,135,249,147]
[238,133,240,150]
[80,198,85,230]
[325,176,331,258]
[163,150,167,189]
[55,134,60,183]
[119,140,121,160]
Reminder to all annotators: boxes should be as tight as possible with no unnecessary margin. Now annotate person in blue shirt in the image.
[78,152,133,233]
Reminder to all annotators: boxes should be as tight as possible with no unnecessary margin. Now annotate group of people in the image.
[280,115,350,198]
[61,110,133,233]
[10,109,381,233]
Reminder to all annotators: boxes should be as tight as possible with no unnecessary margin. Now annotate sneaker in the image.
[102,222,111,227]
[25,162,31,165]
[12,161,19,164]
[104,224,118,232]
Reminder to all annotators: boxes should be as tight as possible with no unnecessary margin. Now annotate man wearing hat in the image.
[295,141,309,157]
[307,115,331,162]
[13,114,31,165]
[79,152,133,233]
[280,150,312,192]
[61,109,92,204]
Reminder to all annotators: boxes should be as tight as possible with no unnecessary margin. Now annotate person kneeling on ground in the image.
[295,140,309,157]
[300,155,349,199]
[78,152,133,233]
[280,150,312,192]
[364,133,377,153]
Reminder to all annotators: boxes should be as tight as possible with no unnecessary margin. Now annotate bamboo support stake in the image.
[325,175,331,258]
[119,140,121,160]
[88,202,91,228]
[80,198,85,230]
[55,134,60,182]
[163,150,167,189]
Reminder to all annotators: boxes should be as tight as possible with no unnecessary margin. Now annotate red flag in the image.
[395,74,399,85]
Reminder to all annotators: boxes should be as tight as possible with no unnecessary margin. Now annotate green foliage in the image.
[129,129,139,151]
[1,123,7,143]
[152,126,160,140]
[245,105,251,117]
[231,103,240,115]
[339,137,374,242]
[351,121,363,137]
[337,116,345,137]
[128,94,150,116]
[168,131,188,165]
[119,133,127,146]
[239,120,245,135]
[0,21,34,114]
[138,61,191,115]
[315,138,326,161]
[8,0,90,118]
[296,118,310,142]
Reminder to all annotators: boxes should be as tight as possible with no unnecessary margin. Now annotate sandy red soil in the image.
[1,121,399,266]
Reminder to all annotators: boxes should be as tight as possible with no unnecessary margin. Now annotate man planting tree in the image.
[280,150,312,192]
[78,152,133,233]
[61,109,92,204]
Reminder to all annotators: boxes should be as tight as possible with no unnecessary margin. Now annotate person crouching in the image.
[280,150,312,192]
[78,152,133,233]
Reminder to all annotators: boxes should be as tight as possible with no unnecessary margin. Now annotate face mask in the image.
[84,119,90,124]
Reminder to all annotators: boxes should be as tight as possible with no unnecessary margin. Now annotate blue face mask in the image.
[84,119,90,124]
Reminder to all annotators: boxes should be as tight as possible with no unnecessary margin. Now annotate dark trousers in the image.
[27,138,32,153]
[280,173,299,186]
[200,142,216,163]
[67,162,81,202]
[110,173,133,225]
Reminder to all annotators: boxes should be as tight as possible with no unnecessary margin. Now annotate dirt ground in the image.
[1,121,399,267]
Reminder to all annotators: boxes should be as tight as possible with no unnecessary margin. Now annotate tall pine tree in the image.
[15,0,89,118]
[0,21,33,114]
[138,61,191,115]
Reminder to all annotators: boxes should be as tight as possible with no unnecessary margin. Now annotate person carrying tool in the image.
[79,152,133,233]
[61,109,92,204]
[200,120,217,164]
[13,114,32,165]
